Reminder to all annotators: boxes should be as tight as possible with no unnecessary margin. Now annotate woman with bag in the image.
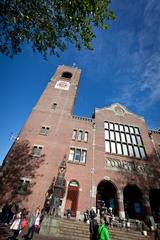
[23,207,40,240]
[98,216,110,240]
[8,211,22,240]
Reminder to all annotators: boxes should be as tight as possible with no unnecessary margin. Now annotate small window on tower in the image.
[61,72,72,79]
[39,126,50,136]
[17,178,31,195]
[31,145,43,157]
[52,103,57,109]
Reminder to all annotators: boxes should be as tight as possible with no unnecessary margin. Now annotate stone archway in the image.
[97,180,118,216]
[64,180,79,217]
[149,189,160,223]
[123,184,142,220]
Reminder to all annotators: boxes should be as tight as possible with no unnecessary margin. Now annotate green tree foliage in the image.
[0,0,116,58]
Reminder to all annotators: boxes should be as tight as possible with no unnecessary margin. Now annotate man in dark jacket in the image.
[89,209,98,240]
[155,224,160,240]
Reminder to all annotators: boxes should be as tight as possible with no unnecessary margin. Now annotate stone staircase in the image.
[0,223,12,240]
[40,216,152,240]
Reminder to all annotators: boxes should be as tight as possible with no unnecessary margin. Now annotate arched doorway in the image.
[64,180,79,217]
[123,185,142,220]
[97,180,118,216]
[149,189,160,223]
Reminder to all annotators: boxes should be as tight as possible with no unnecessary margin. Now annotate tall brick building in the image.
[1,65,160,223]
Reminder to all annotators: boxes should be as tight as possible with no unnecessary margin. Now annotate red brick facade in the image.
[1,65,160,223]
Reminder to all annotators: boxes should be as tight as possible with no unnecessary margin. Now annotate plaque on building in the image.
[105,157,152,176]
[55,80,70,90]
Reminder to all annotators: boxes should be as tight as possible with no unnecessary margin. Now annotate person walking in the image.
[155,224,160,240]
[8,210,22,240]
[23,207,40,240]
[98,216,110,240]
[89,211,98,240]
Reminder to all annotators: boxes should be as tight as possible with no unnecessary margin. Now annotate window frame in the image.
[31,145,43,157]
[17,177,31,195]
[39,126,50,136]
[68,147,87,164]
[104,121,147,160]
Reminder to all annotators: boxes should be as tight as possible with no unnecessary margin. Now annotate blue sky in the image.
[0,0,160,164]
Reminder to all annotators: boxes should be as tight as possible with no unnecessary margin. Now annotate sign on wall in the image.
[105,157,152,176]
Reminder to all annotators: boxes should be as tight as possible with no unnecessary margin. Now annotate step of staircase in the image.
[40,216,152,240]
[0,223,13,240]
[59,219,151,240]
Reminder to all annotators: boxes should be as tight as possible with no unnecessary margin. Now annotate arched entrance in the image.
[64,180,79,217]
[123,185,142,220]
[149,189,160,223]
[97,180,118,216]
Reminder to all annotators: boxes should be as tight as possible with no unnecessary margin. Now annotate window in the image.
[115,124,119,131]
[110,131,115,141]
[72,129,77,140]
[115,132,120,141]
[105,130,109,140]
[71,129,88,143]
[39,126,50,136]
[31,145,43,157]
[131,135,137,145]
[128,145,134,157]
[126,134,131,144]
[122,143,128,155]
[104,121,146,159]
[134,146,140,158]
[52,103,57,109]
[69,148,74,161]
[124,125,129,132]
[75,149,81,161]
[68,148,87,164]
[139,147,146,160]
[121,133,126,142]
[84,132,88,142]
[81,150,87,163]
[61,72,72,79]
[104,122,109,129]
[111,142,116,154]
[77,130,83,141]
[137,136,142,145]
[117,143,122,154]
[109,123,114,130]
[17,178,31,195]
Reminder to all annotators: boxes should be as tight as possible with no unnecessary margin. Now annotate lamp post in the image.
[90,122,96,209]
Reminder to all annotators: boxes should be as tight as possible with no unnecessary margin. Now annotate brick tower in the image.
[1,65,82,213]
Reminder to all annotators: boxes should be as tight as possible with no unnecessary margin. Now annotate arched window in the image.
[61,72,72,79]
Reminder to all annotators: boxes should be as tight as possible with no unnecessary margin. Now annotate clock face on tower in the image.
[55,80,70,90]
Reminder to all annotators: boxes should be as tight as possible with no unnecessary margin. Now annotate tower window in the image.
[31,145,43,157]
[61,72,72,79]
[39,126,50,136]
[17,177,31,195]
[52,103,57,109]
